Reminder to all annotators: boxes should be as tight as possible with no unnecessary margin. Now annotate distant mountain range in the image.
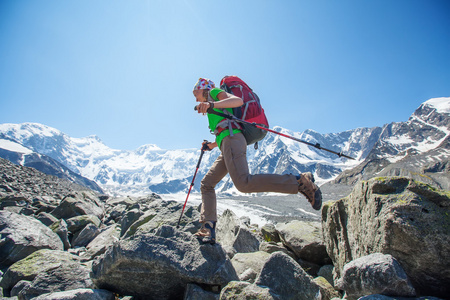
[334,97,450,190]
[1,97,449,196]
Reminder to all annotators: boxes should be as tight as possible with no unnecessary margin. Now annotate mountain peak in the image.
[422,97,450,115]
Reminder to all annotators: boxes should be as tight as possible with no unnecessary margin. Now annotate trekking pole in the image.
[196,106,355,160]
[176,141,210,228]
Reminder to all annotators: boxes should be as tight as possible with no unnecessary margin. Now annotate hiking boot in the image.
[297,172,322,210]
[194,221,216,244]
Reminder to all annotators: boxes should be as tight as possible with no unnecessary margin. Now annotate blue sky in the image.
[1,0,449,150]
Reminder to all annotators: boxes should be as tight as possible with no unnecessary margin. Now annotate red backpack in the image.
[219,75,269,148]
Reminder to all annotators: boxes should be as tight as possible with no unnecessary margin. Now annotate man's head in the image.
[193,78,215,102]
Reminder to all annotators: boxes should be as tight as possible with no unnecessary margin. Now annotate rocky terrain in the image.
[0,155,449,299]
[0,139,103,194]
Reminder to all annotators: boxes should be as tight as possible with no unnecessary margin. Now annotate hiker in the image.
[193,77,322,244]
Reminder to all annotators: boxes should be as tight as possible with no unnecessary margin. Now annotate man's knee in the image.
[233,180,252,193]
[201,176,215,192]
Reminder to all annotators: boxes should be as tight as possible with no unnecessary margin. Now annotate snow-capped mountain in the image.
[335,97,450,190]
[0,123,362,196]
[0,138,103,193]
[1,97,448,195]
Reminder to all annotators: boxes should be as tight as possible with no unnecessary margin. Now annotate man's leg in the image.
[221,133,299,194]
[200,153,228,222]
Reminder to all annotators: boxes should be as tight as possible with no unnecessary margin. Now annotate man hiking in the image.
[193,77,322,244]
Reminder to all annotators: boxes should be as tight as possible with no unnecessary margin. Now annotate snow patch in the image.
[0,139,33,154]
[423,97,450,114]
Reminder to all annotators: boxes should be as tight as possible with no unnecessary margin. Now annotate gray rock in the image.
[18,262,94,300]
[10,280,31,297]
[297,258,321,277]
[66,215,101,234]
[120,208,143,236]
[318,264,335,287]
[276,220,330,264]
[230,251,271,283]
[261,223,281,243]
[0,211,63,269]
[71,223,100,248]
[337,253,415,300]
[35,212,59,226]
[313,276,340,300]
[122,200,201,237]
[322,177,450,298]
[32,288,115,300]
[49,219,71,250]
[259,241,296,258]
[219,281,277,300]
[255,252,321,300]
[51,192,104,220]
[106,203,127,223]
[184,284,219,300]
[84,224,120,259]
[0,249,85,296]
[358,295,445,300]
[216,209,260,257]
[91,225,238,299]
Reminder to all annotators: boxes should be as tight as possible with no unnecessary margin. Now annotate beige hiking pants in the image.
[200,132,298,222]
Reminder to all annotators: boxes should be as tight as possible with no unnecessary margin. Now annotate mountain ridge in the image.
[1,97,449,196]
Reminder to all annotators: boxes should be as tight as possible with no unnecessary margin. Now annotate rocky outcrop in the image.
[216,209,261,257]
[322,177,450,298]
[276,220,330,265]
[32,288,115,300]
[0,157,95,201]
[0,211,63,268]
[0,249,93,299]
[91,225,238,299]
[337,253,416,300]
[221,252,321,300]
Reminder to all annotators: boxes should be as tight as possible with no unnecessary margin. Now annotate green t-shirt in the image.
[208,88,242,149]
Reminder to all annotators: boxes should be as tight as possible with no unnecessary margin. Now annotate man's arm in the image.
[197,91,243,113]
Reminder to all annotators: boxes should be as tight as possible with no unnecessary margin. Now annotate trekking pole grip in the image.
[194,105,216,115]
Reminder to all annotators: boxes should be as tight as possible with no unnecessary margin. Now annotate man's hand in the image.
[196,102,212,114]
[202,140,217,151]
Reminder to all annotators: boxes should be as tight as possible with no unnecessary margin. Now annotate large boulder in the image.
[49,219,71,250]
[220,281,277,300]
[18,262,94,300]
[358,295,444,300]
[32,288,115,300]
[216,209,260,257]
[313,276,340,300]
[122,200,201,237]
[184,284,219,300]
[0,249,92,298]
[91,225,238,299]
[84,224,120,259]
[255,252,321,300]
[276,220,330,264]
[71,223,100,247]
[0,211,63,269]
[51,192,104,220]
[230,251,271,283]
[322,177,450,298]
[337,253,416,300]
[65,215,101,234]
